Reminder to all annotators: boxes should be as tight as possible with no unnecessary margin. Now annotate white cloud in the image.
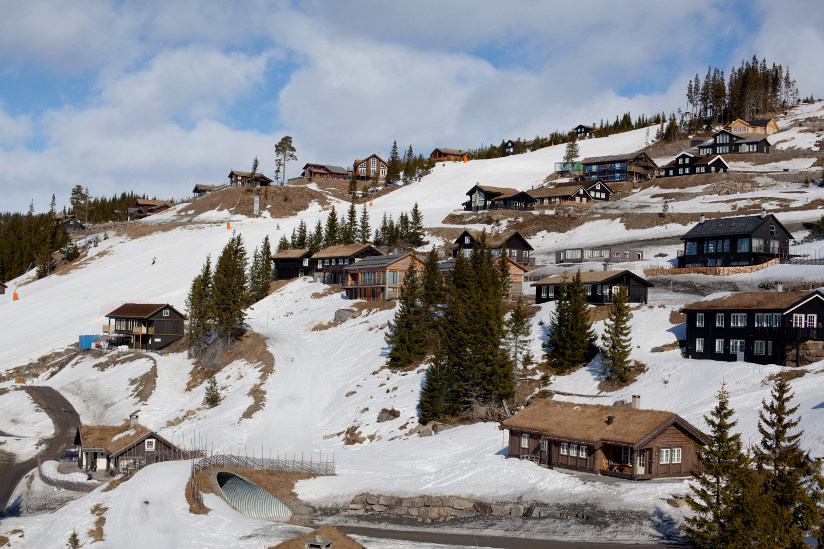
[0,104,31,147]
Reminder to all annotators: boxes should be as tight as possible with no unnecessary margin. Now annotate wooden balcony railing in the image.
[747,327,824,341]
[102,325,112,333]
[132,326,154,335]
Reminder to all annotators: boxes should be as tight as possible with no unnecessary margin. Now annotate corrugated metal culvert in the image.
[216,471,293,522]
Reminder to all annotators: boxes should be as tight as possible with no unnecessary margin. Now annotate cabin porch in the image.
[598,443,651,480]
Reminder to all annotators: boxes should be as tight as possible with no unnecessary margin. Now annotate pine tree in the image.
[278,234,290,251]
[563,135,579,165]
[66,530,80,549]
[184,259,210,360]
[204,375,220,407]
[343,201,358,245]
[289,227,298,249]
[248,237,272,303]
[544,271,596,373]
[409,203,424,246]
[386,140,401,183]
[308,220,324,252]
[600,286,633,382]
[323,206,339,248]
[358,203,371,243]
[418,362,449,424]
[403,145,415,178]
[211,234,248,343]
[419,248,442,330]
[296,220,308,248]
[348,169,358,196]
[507,296,531,369]
[754,378,824,546]
[684,384,763,548]
[385,260,428,371]
[274,136,297,186]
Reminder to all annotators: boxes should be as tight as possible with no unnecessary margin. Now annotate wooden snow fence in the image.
[644,258,780,277]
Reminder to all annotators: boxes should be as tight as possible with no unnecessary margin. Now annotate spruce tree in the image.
[308,220,324,252]
[385,260,428,371]
[248,236,272,303]
[409,203,425,246]
[204,375,220,407]
[403,145,415,178]
[186,255,212,359]
[348,169,358,196]
[563,135,579,165]
[323,206,339,248]
[600,286,633,382]
[289,227,298,248]
[211,234,248,343]
[358,203,371,243]
[387,140,401,183]
[296,220,308,249]
[566,271,597,366]
[418,362,449,424]
[754,378,823,546]
[507,296,531,369]
[398,212,410,247]
[544,271,596,373]
[684,384,762,548]
[278,234,290,252]
[419,248,443,330]
[343,201,358,245]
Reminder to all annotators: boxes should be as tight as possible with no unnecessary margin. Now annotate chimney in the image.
[129,413,139,428]
[776,282,783,292]
[699,213,705,224]
[761,206,766,219]
[606,415,614,425]
[631,395,640,409]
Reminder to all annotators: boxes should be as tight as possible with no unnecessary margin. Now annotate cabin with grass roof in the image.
[76,414,179,474]
[533,270,652,305]
[501,398,706,480]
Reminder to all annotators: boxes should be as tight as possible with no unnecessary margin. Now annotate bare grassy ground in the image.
[266,525,365,549]
[115,222,188,239]
[88,504,107,542]
[129,361,158,403]
[0,345,77,383]
[763,369,807,385]
[186,330,275,392]
[177,185,328,219]
[311,284,342,299]
[312,300,395,331]
[240,332,276,420]
[300,176,405,204]
[597,361,648,392]
[669,310,686,324]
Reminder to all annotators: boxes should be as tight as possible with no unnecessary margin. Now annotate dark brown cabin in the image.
[75,414,179,474]
[528,184,592,206]
[660,153,728,177]
[352,154,389,182]
[451,230,535,266]
[0,281,5,295]
[271,248,313,280]
[501,399,706,480]
[302,163,349,180]
[463,184,521,211]
[104,303,186,351]
[533,270,652,304]
[430,147,473,161]
[192,184,219,197]
[697,130,770,156]
[681,290,824,366]
[228,170,274,187]
[573,124,598,139]
[133,199,172,219]
[311,244,383,284]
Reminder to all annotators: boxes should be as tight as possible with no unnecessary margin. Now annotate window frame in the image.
[715,339,724,353]
[560,442,568,455]
[696,313,704,327]
[695,338,704,353]
[145,438,156,451]
[659,448,670,464]
[672,448,681,464]
[731,313,747,327]
[716,314,724,328]
[521,433,529,449]
[754,340,765,355]
[569,444,578,457]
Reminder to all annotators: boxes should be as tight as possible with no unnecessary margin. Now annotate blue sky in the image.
[0,0,822,212]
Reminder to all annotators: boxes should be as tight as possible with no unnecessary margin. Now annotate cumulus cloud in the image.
[0,104,31,148]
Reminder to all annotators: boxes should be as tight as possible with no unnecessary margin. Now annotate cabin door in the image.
[636,449,646,475]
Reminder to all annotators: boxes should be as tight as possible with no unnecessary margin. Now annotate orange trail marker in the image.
[369,202,373,207]
[13,292,18,301]
[227,221,231,230]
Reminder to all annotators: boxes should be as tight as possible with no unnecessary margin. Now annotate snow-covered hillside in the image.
[2,102,824,548]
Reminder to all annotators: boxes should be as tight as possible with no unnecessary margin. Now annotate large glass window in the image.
[752,238,764,252]
[731,314,747,327]
[560,443,568,455]
[672,448,682,464]
[737,239,750,253]
[685,241,697,255]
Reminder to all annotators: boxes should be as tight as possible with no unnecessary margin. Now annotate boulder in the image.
[453,498,474,510]
[334,309,354,323]
[491,504,511,517]
[371,504,386,512]
[474,502,492,515]
[365,496,378,505]
[510,504,525,517]
[427,507,440,520]
[407,507,419,517]
[377,408,401,423]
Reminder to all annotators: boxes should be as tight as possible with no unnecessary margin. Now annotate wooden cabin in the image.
[312,244,382,284]
[228,170,274,187]
[681,290,824,366]
[75,414,179,474]
[533,270,652,305]
[451,230,535,266]
[678,210,791,267]
[343,253,426,301]
[103,303,186,351]
[528,184,591,206]
[438,256,526,299]
[697,130,770,156]
[501,399,706,480]
[133,199,172,219]
[723,118,778,135]
[463,184,521,211]
[580,152,658,183]
[430,148,472,161]
[555,246,644,264]
[271,248,313,280]
[192,184,219,197]
[352,154,388,182]
[660,153,728,177]
[573,124,598,139]
[302,163,349,180]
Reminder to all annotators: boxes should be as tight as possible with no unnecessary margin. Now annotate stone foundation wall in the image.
[345,494,584,524]
[784,340,824,366]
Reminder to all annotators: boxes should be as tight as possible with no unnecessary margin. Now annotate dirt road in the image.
[0,386,80,515]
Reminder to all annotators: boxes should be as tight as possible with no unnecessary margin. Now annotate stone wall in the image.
[784,340,824,366]
[345,493,582,524]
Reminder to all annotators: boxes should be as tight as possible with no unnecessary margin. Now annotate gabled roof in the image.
[192,184,218,192]
[135,199,170,207]
[303,163,348,175]
[106,303,185,319]
[574,124,597,131]
[0,281,6,289]
[502,399,705,449]
[432,147,470,156]
[353,154,388,167]
[725,118,775,128]
[344,253,422,270]
[555,180,614,193]
[533,270,653,287]
[312,244,381,260]
[661,154,729,170]
[580,151,650,164]
[271,248,311,260]
[680,213,789,240]
[229,171,274,182]
[466,184,519,198]
[681,290,822,313]
[78,423,176,457]
[527,185,590,199]
[453,230,534,251]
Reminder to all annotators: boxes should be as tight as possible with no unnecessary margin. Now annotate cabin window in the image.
[717,133,730,144]
[767,341,773,355]
[520,434,530,449]
[715,314,724,328]
[730,340,745,354]
[659,448,670,464]
[387,271,398,285]
[737,238,750,253]
[163,309,170,317]
[303,258,309,267]
[715,339,724,353]
[696,313,704,327]
[807,314,817,328]
[770,240,780,254]
[770,224,779,236]
[707,241,715,253]
[540,440,547,452]
[678,168,683,175]
[752,238,764,252]
[584,284,591,295]
[696,338,704,352]
[717,145,729,154]
[579,445,588,459]
[540,287,548,298]
[672,448,682,464]
[145,439,156,451]
[464,236,470,244]
[685,242,697,256]
[371,158,376,168]
[560,443,568,455]
[754,340,765,355]
[569,444,578,457]
[731,314,747,327]
[792,314,805,328]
